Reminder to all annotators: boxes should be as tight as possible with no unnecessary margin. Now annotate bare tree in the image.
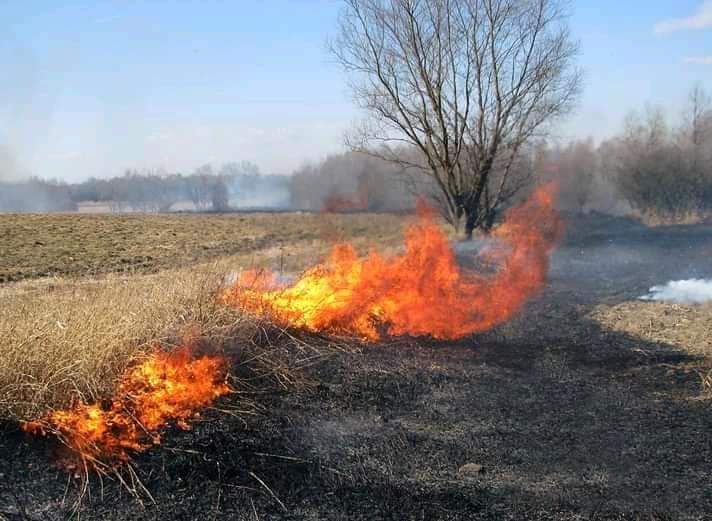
[681,85,712,212]
[211,175,231,211]
[332,0,581,237]
[187,164,214,210]
[684,83,711,153]
[605,104,710,219]
[539,138,596,212]
[679,83,712,187]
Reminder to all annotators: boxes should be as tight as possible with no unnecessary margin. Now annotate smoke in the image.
[0,145,18,180]
[290,151,417,212]
[227,174,290,209]
[224,270,295,288]
[0,178,77,213]
[640,279,712,304]
[0,35,55,182]
[0,164,295,213]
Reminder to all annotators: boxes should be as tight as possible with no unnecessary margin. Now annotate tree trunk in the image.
[464,207,479,239]
[462,167,492,239]
[482,208,497,233]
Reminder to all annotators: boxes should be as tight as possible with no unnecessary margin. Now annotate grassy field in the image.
[2,210,712,518]
[0,212,409,283]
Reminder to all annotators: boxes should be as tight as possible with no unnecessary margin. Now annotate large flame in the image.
[23,347,230,468]
[222,184,563,340]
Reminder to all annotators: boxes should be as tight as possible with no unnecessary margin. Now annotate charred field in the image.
[2,211,712,520]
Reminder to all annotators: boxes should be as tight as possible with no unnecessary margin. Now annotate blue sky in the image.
[1,0,712,181]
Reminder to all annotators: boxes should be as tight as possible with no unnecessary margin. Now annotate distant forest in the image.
[0,162,290,213]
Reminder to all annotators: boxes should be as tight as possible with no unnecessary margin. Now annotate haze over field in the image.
[2,1,712,182]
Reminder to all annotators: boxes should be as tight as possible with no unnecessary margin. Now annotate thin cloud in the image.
[684,56,712,64]
[654,1,712,34]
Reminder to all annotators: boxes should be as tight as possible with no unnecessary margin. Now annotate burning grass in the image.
[3,188,563,480]
[222,185,563,341]
[0,272,206,422]
[5,201,712,518]
[0,265,309,425]
[22,345,231,470]
[0,260,344,482]
[0,211,411,471]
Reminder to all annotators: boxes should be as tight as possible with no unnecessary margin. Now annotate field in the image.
[0,212,410,421]
[1,211,712,519]
[0,212,408,283]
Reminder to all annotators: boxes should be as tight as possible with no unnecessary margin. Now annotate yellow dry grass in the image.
[0,267,238,421]
[590,301,712,355]
[591,300,712,396]
[0,211,416,422]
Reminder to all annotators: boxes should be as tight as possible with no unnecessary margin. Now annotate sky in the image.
[2,0,712,182]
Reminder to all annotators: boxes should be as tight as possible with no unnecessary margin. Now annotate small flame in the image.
[23,347,230,468]
[222,184,564,340]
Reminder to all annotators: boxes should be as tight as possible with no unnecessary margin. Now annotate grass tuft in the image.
[0,265,314,423]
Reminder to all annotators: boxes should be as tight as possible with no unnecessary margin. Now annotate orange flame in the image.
[222,184,563,340]
[22,347,230,468]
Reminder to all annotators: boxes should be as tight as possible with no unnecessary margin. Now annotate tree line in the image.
[601,85,712,222]
[4,95,712,222]
[0,162,290,213]
[2,0,710,227]
[289,151,416,212]
[293,79,712,226]
[534,84,712,223]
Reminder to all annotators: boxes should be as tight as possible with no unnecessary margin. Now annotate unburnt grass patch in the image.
[0,212,409,283]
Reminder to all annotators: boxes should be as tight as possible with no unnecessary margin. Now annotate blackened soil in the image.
[2,212,712,520]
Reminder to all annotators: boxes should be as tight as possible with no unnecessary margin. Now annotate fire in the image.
[23,347,231,468]
[222,184,563,340]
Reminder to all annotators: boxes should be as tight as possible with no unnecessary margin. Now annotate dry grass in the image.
[590,300,712,355]
[0,212,413,423]
[633,209,712,227]
[700,367,712,396]
[590,300,712,397]
[0,268,228,421]
[0,210,438,424]
[0,264,329,423]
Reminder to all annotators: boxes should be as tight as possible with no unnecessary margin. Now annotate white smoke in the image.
[640,279,712,304]
[224,270,295,288]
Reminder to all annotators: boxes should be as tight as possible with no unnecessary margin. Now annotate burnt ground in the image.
[2,212,712,520]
